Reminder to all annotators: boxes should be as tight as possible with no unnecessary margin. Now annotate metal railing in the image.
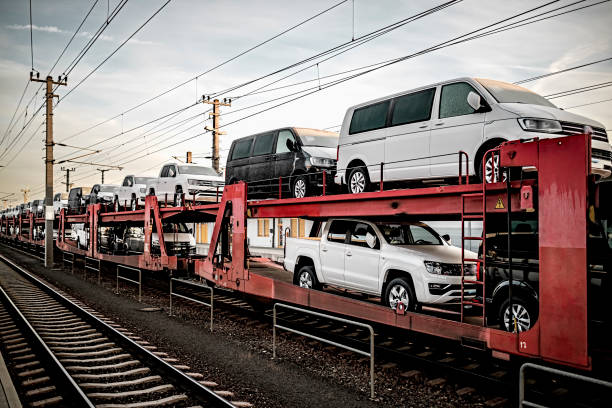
[84,257,101,284]
[519,362,612,407]
[116,265,142,302]
[169,278,213,331]
[62,251,75,273]
[272,303,375,399]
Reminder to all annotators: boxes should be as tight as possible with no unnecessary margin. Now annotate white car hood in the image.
[301,145,337,159]
[152,232,195,245]
[390,244,477,263]
[499,103,605,128]
[98,192,114,199]
[185,175,224,183]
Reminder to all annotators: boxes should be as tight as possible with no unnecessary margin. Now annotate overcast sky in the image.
[1,0,611,204]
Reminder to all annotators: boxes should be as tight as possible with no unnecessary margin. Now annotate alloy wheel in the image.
[388,284,409,310]
[175,193,183,207]
[350,171,366,193]
[503,303,531,333]
[131,200,136,211]
[293,179,306,198]
[114,200,119,212]
[485,154,508,183]
[298,271,313,288]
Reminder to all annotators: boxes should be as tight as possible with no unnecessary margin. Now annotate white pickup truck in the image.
[114,175,156,211]
[284,218,477,310]
[146,163,224,206]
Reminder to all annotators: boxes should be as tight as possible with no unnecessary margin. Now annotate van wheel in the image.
[294,265,319,289]
[348,167,369,194]
[384,277,416,311]
[499,297,537,333]
[292,176,308,198]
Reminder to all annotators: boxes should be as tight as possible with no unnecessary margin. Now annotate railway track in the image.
[0,254,235,408]
[3,240,611,407]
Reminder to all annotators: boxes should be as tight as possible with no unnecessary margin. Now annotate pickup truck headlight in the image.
[140,188,146,193]
[518,118,562,133]
[309,157,335,168]
[424,261,475,276]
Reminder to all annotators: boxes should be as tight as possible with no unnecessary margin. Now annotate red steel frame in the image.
[0,133,594,370]
[195,134,592,370]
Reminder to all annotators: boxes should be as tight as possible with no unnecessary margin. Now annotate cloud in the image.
[6,24,66,34]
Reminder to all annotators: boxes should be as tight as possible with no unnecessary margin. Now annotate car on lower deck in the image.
[284,218,477,310]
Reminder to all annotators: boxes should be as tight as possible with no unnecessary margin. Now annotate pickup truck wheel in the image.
[294,265,319,290]
[384,278,416,311]
[113,198,119,212]
[348,167,369,194]
[174,191,183,207]
[292,176,308,198]
[130,198,137,211]
[499,296,536,333]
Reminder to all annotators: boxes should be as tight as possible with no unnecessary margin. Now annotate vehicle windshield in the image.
[476,79,556,108]
[99,185,116,192]
[134,177,153,184]
[376,222,442,245]
[296,130,339,148]
[177,166,219,176]
[162,222,190,233]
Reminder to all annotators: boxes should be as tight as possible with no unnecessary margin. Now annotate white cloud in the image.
[6,24,66,34]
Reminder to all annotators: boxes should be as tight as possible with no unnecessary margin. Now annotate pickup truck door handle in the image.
[321,247,328,252]
[434,122,444,126]
[418,125,428,129]
[346,251,352,257]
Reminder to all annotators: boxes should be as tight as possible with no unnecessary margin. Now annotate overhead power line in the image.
[57,0,353,143]
[545,81,612,99]
[514,56,612,85]
[563,97,612,109]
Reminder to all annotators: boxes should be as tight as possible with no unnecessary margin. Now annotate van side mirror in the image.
[286,139,297,152]
[441,234,451,244]
[467,91,482,111]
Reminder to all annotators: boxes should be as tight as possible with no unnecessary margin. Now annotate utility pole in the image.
[30,72,67,268]
[20,188,30,204]
[186,151,192,164]
[61,167,75,192]
[203,96,231,173]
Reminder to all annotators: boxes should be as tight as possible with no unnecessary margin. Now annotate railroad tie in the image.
[72,367,151,380]
[30,395,63,407]
[96,394,188,408]
[87,384,174,400]
[65,359,140,372]
[79,375,162,390]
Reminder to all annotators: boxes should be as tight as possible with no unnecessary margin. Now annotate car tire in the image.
[347,166,369,194]
[292,175,308,199]
[384,277,417,311]
[130,197,137,211]
[294,265,320,290]
[113,198,119,212]
[174,188,183,207]
[498,296,537,333]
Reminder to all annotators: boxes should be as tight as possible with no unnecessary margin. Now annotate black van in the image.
[68,186,92,214]
[225,127,338,198]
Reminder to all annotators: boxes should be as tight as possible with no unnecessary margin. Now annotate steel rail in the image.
[0,254,235,407]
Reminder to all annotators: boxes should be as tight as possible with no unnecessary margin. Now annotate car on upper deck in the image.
[226,127,338,199]
[115,175,156,211]
[146,163,224,207]
[335,77,612,193]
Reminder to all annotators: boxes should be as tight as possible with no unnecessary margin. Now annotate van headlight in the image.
[518,118,562,133]
[309,157,335,168]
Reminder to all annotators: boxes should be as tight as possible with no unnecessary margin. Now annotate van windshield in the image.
[297,131,339,148]
[476,79,556,108]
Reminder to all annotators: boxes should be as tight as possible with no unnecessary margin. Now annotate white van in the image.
[335,78,612,193]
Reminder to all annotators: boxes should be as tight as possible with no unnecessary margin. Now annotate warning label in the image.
[495,197,505,209]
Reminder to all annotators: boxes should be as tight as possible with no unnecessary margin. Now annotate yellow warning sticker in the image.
[495,197,505,209]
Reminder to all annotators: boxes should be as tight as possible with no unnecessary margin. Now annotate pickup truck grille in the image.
[560,121,608,143]
[592,148,612,162]
[190,180,224,187]
[166,242,195,256]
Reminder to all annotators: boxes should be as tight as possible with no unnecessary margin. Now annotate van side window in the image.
[391,88,436,126]
[349,100,390,135]
[439,82,479,119]
[232,138,253,160]
[327,220,350,243]
[276,130,296,154]
[252,132,276,156]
